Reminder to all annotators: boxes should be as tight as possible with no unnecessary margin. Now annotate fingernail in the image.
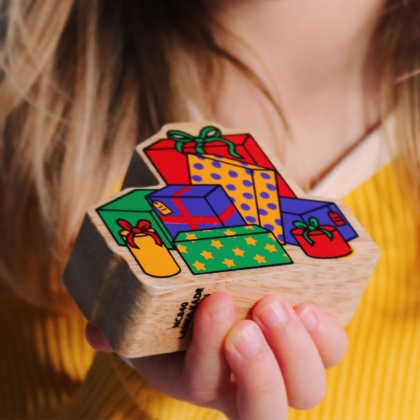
[298,307,319,331]
[209,300,233,324]
[256,300,288,329]
[231,323,263,357]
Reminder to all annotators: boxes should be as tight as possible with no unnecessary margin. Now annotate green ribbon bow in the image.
[166,125,243,159]
[293,217,333,246]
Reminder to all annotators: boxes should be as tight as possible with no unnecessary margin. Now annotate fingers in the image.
[86,294,347,418]
[253,296,327,410]
[85,322,187,395]
[182,292,236,404]
[224,320,288,420]
[294,302,348,368]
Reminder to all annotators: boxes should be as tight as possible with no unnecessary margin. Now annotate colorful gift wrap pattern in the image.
[144,125,296,197]
[280,197,358,246]
[118,219,181,277]
[96,190,173,249]
[291,218,352,259]
[95,127,358,280]
[146,185,245,239]
[175,225,293,275]
[188,154,284,243]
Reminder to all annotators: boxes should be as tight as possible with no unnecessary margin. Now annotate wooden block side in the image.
[63,214,154,352]
[115,285,212,357]
[90,257,150,353]
[114,239,379,358]
[114,256,379,358]
[63,215,114,320]
[122,150,160,189]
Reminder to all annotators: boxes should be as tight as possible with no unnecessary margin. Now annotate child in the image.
[1,0,418,418]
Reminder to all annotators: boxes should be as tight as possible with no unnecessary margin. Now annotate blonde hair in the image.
[0,0,418,304]
[372,1,420,204]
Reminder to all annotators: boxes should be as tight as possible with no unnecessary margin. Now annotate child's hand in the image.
[86,293,347,420]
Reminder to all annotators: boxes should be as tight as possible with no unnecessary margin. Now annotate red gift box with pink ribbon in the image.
[144,125,295,197]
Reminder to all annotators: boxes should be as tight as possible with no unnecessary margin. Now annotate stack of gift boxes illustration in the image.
[97,126,358,278]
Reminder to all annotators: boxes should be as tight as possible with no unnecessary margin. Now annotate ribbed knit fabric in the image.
[289,163,420,420]
[0,292,95,419]
[1,162,419,419]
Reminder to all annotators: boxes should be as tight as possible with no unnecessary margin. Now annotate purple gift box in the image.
[280,197,358,245]
[147,185,245,238]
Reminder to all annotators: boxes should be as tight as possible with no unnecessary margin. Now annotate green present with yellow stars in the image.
[174,225,293,275]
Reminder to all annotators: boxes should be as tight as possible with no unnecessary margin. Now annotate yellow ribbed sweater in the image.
[1,163,419,419]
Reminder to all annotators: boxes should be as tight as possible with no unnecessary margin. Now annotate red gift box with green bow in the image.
[144,125,295,197]
[291,217,352,259]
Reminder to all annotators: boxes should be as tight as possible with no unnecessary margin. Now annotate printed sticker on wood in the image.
[63,122,380,358]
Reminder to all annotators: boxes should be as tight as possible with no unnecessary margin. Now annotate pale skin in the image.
[87,0,384,418]
[214,0,385,189]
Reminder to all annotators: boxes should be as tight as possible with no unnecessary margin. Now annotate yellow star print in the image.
[200,250,214,260]
[222,258,236,268]
[211,240,224,249]
[224,229,236,236]
[185,233,198,240]
[254,254,266,264]
[192,261,206,271]
[232,247,245,257]
[267,234,277,241]
[177,244,188,254]
[245,236,257,246]
[264,244,277,253]
[244,226,254,230]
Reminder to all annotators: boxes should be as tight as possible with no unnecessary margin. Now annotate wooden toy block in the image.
[63,122,380,358]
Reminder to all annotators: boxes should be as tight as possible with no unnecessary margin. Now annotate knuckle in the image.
[251,379,282,401]
[184,382,222,404]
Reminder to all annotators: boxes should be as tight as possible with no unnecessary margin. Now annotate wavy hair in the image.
[0,0,419,304]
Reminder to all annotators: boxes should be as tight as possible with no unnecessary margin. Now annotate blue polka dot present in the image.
[188,154,284,243]
[146,185,245,239]
[143,125,296,198]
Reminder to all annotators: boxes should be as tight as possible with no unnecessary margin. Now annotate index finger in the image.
[224,320,288,420]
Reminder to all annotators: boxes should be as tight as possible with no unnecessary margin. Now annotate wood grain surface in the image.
[63,122,380,358]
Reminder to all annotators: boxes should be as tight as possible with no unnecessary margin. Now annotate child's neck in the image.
[214,0,385,190]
